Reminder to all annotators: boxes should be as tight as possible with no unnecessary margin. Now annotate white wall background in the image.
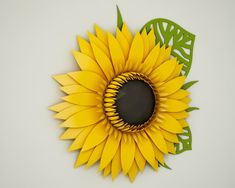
[0,0,235,187]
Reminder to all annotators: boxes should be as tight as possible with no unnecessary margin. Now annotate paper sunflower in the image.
[50,6,198,182]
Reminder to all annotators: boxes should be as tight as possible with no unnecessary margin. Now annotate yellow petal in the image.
[160,129,179,143]
[69,125,94,151]
[77,36,95,59]
[126,32,144,71]
[72,50,106,79]
[134,144,146,172]
[169,111,189,119]
[68,71,106,93]
[60,85,91,94]
[167,63,183,80]
[150,58,177,82]
[54,105,88,120]
[153,45,167,68]
[121,135,135,174]
[103,163,111,177]
[181,97,191,104]
[82,120,108,151]
[158,76,186,96]
[75,149,93,167]
[49,102,73,112]
[152,143,164,165]
[53,74,77,86]
[145,128,168,154]
[94,24,108,45]
[168,89,190,99]
[86,140,106,167]
[99,134,121,170]
[128,161,138,182]
[179,119,189,128]
[158,113,183,133]
[165,140,176,154]
[147,29,155,51]
[163,99,188,112]
[111,147,121,180]
[141,29,149,59]
[63,93,101,106]
[88,32,110,58]
[121,23,132,45]
[116,28,130,60]
[60,128,83,140]
[61,107,104,128]
[141,43,160,75]
[134,133,158,170]
[108,32,125,75]
[91,43,114,81]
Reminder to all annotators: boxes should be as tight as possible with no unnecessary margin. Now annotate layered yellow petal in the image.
[169,111,189,119]
[100,134,121,170]
[179,119,189,128]
[68,71,106,93]
[94,24,108,45]
[82,120,108,151]
[160,129,179,143]
[152,143,164,165]
[163,99,188,112]
[60,128,83,140]
[141,29,149,59]
[147,29,155,52]
[63,93,101,106]
[61,107,104,128]
[111,147,121,180]
[153,45,169,68]
[72,50,106,79]
[116,28,130,60]
[122,23,132,44]
[168,89,190,99]
[167,63,183,80]
[77,36,94,59]
[53,74,77,86]
[49,102,73,112]
[134,145,146,172]
[75,149,93,167]
[103,163,111,177]
[158,113,183,133]
[60,85,91,94]
[128,161,138,182]
[165,141,176,154]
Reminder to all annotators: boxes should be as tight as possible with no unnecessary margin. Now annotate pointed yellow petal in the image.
[181,97,191,104]
[75,149,93,167]
[168,89,190,99]
[77,36,95,59]
[72,50,106,79]
[150,58,177,82]
[121,135,135,174]
[88,32,110,58]
[163,99,188,112]
[54,105,88,120]
[152,143,164,165]
[60,85,91,94]
[165,140,176,154]
[141,43,160,75]
[134,133,158,170]
[103,163,111,177]
[49,102,73,112]
[60,128,83,140]
[100,134,121,170]
[68,71,106,93]
[91,43,114,81]
[126,32,144,71]
[153,44,167,68]
[160,129,179,143]
[53,74,77,86]
[147,29,155,51]
[94,24,108,45]
[128,161,138,182]
[63,93,101,106]
[135,145,146,172]
[82,120,108,151]
[167,63,183,80]
[169,111,189,119]
[141,29,149,59]
[69,125,94,151]
[61,107,104,128]
[111,147,121,180]
[158,76,186,96]
[146,128,168,154]
[116,28,129,60]
[86,140,106,167]
[108,32,125,75]
[158,113,183,133]
[179,119,189,128]
[121,23,132,44]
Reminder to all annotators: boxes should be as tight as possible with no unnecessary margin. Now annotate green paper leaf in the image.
[175,127,192,154]
[160,163,172,170]
[186,107,200,112]
[182,80,198,90]
[141,18,195,76]
[116,5,123,30]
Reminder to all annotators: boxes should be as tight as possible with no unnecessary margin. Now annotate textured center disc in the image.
[115,80,155,125]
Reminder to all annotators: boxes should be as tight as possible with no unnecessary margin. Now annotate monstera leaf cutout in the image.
[141,18,195,76]
[175,127,192,154]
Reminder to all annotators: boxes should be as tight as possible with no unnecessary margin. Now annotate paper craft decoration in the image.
[49,6,198,182]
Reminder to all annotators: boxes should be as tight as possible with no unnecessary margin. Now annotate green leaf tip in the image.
[141,18,195,76]
[116,5,123,30]
[160,163,172,170]
[186,107,200,112]
[182,80,198,90]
